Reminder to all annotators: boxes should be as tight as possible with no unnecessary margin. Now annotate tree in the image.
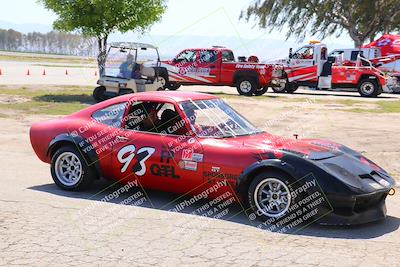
[241,0,400,47]
[39,0,167,74]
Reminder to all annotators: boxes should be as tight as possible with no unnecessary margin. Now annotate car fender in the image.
[47,133,102,177]
[233,70,260,86]
[236,159,296,196]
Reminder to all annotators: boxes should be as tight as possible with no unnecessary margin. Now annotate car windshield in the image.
[104,47,159,78]
[180,98,262,138]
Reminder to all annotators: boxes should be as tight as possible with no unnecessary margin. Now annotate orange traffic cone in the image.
[42,69,46,76]
[26,69,30,76]
[65,69,68,75]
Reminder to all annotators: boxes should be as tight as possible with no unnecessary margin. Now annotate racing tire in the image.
[157,75,168,90]
[271,81,288,93]
[236,77,257,96]
[286,83,299,93]
[120,88,134,95]
[167,83,181,90]
[50,145,96,191]
[358,79,379,97]
[247,170,294,221]
[254,86,269,96]
[93,86,107,102]
[154,67,169,90]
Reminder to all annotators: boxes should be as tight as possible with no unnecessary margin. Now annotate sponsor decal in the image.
[179,160,198,171]
[117,145,155,176]
[192,153,204,162]
[235,64,266,69]
[181,149,203,162]
[211,166,220,173]
[150,164,180,179]
[346,73,356,80]
[182,149,193,161]
[151,148,180,179]
[160,149,175,163]
[377,38,391,47]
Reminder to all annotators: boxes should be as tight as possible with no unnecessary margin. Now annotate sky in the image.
[0,0,355,58]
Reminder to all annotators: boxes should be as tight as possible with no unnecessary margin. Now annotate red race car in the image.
[30,92,395,225]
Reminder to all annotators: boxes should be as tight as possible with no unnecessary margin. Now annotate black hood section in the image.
[316,153,395,192]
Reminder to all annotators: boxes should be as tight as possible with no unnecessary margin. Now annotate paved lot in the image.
[1,93,400,266]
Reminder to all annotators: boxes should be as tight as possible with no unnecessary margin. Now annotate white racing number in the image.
[117,145,155,176]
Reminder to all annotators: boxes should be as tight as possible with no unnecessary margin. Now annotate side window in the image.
[125,101,189,135]
[222,51,235,62]
[175,50,197,63]
[293,46,314,59]
[92,103,127,128]
[199,50,217,63]
[351,51,361,61]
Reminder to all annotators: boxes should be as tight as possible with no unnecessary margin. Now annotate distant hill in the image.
[0,20,52,34]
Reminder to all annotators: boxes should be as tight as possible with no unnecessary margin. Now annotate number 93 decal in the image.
[117,145,155,176]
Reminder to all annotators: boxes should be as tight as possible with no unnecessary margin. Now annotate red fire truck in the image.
[272,41,394,97]
[160,46,283,96]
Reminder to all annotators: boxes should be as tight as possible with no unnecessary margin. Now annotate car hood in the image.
[241,134,343,160]
[239,133,395,191]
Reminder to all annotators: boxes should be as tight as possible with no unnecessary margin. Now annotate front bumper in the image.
[317,190,390,225]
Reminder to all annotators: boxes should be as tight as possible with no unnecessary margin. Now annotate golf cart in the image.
[93,42,169,102]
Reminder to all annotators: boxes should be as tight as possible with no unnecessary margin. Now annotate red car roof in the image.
[77,91,218,116]
[125,91,218,103]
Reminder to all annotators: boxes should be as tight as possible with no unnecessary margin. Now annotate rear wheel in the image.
[93,86,106,102]
[236,77,257,96]
[167,83,181,90]
[50,146,96,191]
[254,86,268,96]
[286,83,299,93]
[358,79,379,97]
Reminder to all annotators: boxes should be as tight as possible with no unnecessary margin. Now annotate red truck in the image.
[272,41,394,97]
[160,46,283,96]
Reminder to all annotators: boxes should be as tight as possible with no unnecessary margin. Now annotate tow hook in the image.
[388,188,396,196]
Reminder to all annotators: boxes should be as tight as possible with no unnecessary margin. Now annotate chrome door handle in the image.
[116,136,129,142]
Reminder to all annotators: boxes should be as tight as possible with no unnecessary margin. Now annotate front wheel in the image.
[247,171,293,220]
[236,77,257,96]
[271,82,287,93]
[358,79,379,97]
[93,86,106,102]
[50,146,96,191]
[254,86,268,96]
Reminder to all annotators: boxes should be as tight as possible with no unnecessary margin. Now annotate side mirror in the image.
[289,48,293,59]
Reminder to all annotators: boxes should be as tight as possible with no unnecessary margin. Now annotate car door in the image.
[195,49,220,84]
[111,100,205,195]
[288,45,317,82]
[168,49,198,83]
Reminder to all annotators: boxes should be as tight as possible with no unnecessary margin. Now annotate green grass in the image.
[0,85,399,115]
[0,85,94,115]
[348,100,400,113]
[0,54,95,64]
